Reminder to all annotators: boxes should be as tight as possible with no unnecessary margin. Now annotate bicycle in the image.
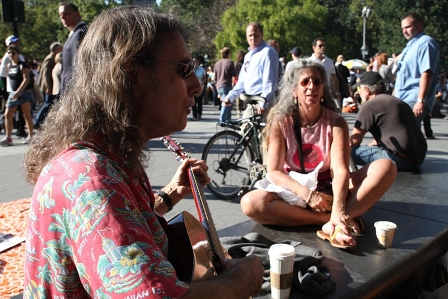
[201,94,267,200]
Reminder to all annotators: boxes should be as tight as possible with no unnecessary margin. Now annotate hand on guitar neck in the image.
[162,136,264,298]
[154,157,210,215]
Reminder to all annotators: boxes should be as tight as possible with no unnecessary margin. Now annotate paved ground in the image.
[1,103,447,234]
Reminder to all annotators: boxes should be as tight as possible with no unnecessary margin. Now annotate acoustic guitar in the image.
[161,136,230,283]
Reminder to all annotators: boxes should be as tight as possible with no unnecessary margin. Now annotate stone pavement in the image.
[1,102,448,232]
[1,102,448,298]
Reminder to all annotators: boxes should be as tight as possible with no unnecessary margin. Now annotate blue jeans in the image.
[34,93,55,127]
[218,86,233,123]
[417,107,433,137]
[351,145,421,171]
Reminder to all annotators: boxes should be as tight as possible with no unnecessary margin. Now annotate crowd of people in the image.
[1,2,86,146]
[0,2,441,297]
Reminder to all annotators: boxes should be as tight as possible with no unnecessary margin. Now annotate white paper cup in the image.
[374,221,397,248]
[268,244,295,299]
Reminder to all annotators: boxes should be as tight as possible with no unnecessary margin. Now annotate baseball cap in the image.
[5,35,19,46]
[289,46,302,56]
[352,71,383,89]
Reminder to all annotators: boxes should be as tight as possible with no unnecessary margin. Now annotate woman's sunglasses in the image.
[300,78,323,87]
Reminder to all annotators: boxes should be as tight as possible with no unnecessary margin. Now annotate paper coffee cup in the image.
[374,221,397,248]
[268,244,295,299]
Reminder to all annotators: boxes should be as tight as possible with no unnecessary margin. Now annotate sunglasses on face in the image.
[156,59,197,78]
[317,44,326,48]
[7,52,16,55]
[299,78,323,87]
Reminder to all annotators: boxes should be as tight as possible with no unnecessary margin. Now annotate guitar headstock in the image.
[161,136,191,162]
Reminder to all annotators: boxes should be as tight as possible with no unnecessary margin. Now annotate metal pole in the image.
[362,17,366,59]
[12,0,19,37]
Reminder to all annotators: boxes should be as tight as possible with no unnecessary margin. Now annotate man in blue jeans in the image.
[214,47,237,124]
[222,22,278,115]
[35,42,62,129]
[394,13,439,139]
[350,72,427,171]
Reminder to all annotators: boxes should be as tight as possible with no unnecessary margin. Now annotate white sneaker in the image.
[0,137,13,146]
[23,136,32,144]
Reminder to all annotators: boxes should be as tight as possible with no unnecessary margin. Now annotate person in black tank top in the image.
[0,45,34,146]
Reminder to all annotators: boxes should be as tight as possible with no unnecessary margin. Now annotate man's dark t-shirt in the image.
[354,94,427,162]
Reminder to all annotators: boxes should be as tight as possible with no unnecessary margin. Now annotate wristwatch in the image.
[157,190,173,212]
[417,98,424,103]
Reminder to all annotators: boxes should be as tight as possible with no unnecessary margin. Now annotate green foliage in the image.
[1,0,446,70]
[342,0,448,70]
[159,0,235,63]
[0,0,122,61]
[215,0,328,61]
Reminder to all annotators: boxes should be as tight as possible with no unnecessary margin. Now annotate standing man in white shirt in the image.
[309,38,339,101]
[223,22,278,115]
[58,2,88,95]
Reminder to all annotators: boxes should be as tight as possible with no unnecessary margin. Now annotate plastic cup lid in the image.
[268,244,295,258]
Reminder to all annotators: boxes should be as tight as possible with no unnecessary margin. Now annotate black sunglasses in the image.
[156,59,197,78]
[300,78,323,87]
[7,51,16,55]
[317,44,326,48]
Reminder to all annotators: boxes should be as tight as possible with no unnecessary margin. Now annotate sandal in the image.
[316,227,353,249]
[352,217,365,235]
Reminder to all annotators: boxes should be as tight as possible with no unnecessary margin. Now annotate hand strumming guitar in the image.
[181,255,264,299]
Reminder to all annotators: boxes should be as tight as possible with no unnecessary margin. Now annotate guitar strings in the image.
[162,136,225,261]
[190,170,225,261]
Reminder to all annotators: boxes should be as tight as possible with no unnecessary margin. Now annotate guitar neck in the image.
[189,169,226,261]
[161,136,225,262]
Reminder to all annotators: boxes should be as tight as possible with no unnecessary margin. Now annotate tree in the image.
[0,0,122,61]
[1,0,444,71]
[215,0,328,61]
[159,0,237,64]
[370,0,448,71]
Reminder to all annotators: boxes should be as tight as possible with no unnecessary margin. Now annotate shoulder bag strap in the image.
[292,115,306,173]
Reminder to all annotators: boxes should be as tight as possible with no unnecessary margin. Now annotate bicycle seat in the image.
[240,93,266,105]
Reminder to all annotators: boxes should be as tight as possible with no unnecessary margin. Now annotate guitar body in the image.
[167,211,220,282]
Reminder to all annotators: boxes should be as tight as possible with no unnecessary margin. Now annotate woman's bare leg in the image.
[241,189,330,226]
[4,106,18,138]
[346,158,397,218]
[21,102,34,137]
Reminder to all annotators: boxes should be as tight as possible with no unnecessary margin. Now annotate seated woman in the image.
[240,59,397,248]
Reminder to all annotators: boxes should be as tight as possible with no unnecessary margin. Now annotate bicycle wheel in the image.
[202,130,255,200]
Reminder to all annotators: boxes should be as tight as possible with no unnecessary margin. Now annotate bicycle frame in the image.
[218,114,263,168]
[202,102,267,199]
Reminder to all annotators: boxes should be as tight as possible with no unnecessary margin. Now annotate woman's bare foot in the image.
[322,222,356,247]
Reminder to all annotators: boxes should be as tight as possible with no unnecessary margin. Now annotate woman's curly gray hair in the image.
[262,58,338,151]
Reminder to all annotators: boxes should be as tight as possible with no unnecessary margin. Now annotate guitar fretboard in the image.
[189,169,225,261]
[161,136,225,262]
